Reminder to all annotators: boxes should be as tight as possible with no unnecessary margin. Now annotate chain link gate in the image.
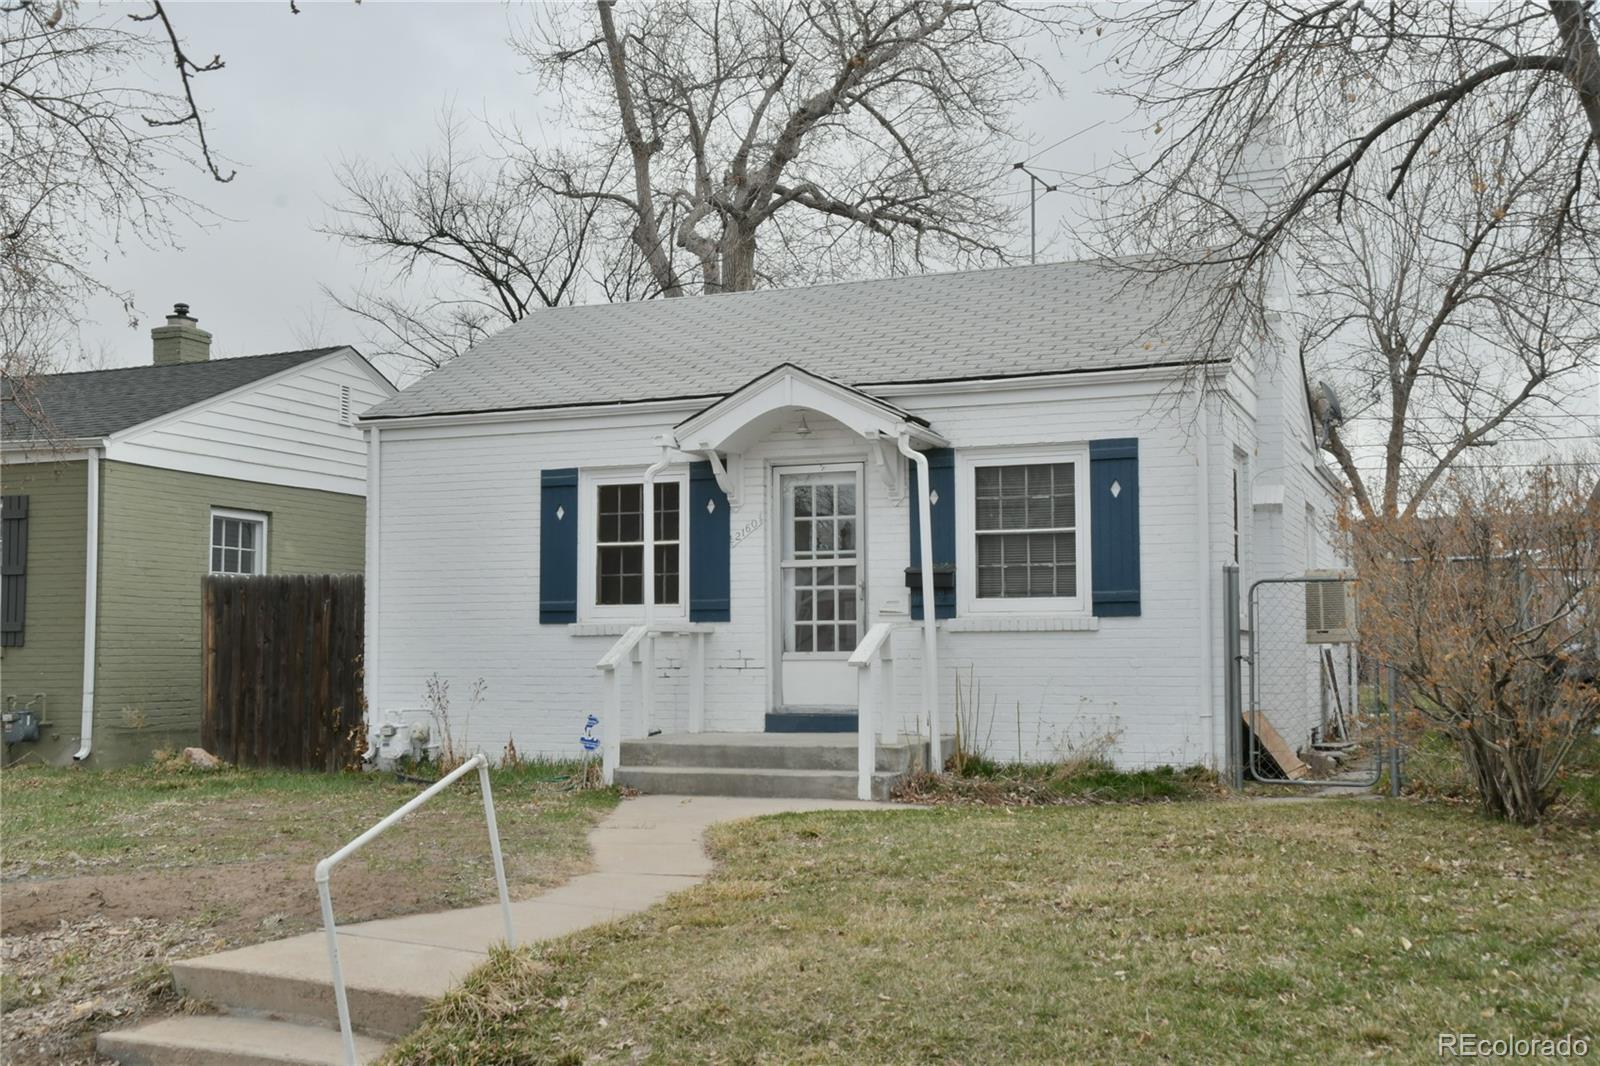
[1224,568,1388,788]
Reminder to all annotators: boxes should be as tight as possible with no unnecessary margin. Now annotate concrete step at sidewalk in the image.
[622,732,923,773]
[96,1014,388,1066]
[171,932,483,1037]
[615,765,902,800]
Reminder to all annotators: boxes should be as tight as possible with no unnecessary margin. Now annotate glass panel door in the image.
[777,466,864,708]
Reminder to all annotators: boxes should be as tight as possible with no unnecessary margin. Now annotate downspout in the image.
[365,426,381,734]
[641,448,670,632]
[896,431,940,771]
[639,448,670,736]
[1194,393,1217,771]
[73,447,101,761]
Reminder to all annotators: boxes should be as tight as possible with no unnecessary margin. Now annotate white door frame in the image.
[768,461,866,709]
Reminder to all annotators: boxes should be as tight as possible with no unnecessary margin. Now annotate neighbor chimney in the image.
[151,303,212,365]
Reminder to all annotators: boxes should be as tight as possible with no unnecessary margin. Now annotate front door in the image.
[777,466,864,708]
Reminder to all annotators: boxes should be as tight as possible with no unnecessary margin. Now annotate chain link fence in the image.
[1224,568,1392,789]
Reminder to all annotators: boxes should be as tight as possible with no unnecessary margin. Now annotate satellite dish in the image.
[1317,381,1345,426]
[1310,381,1345,450]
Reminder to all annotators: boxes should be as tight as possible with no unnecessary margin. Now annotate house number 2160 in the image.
[731,515,763,548]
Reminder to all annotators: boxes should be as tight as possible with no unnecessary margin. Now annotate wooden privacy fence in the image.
[202,573,365,770]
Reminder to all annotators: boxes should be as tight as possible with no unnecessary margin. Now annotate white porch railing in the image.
[596,622,711,784]
[848,622,900,801]
[314,753,512,1066]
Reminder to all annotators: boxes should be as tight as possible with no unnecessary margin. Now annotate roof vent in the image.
[151,303,212,365]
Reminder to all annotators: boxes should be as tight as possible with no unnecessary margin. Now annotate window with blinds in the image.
[973,462,1077,599]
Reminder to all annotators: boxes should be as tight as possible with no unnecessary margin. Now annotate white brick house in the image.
[358,262,1342,794]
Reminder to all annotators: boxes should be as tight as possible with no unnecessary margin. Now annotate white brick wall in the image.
[369,367,1337,770]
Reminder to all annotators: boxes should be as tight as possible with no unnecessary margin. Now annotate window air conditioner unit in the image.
[1304,570,1357,644]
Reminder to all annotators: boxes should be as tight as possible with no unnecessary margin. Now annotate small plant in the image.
[423,673,487,772]
[950,667,997,775]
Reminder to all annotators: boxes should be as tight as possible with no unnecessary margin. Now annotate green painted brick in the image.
[1,459,368,767]
[0,460,88,763]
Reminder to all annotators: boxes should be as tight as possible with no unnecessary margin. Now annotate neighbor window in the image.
[974,461,1078,599]
[595,481,680,607]
[210,510,267,575]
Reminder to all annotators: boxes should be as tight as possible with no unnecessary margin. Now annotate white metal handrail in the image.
[595,621,712,785]
[848,622,899,801]
[315,753,513,1066]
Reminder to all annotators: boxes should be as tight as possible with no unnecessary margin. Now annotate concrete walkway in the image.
[99,793,900,1065]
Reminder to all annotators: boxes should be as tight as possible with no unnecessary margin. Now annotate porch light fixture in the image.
[794,414,813,437]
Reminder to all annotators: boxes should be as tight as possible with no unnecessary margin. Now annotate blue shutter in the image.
[908,448,956,620]
[539,469,579,624]
[1090,438,1140,617]
[688,461,730,622]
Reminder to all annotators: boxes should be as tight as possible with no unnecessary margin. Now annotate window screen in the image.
[974,462,1076,598]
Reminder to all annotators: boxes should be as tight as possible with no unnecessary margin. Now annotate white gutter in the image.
[73,448,101,761]
[1193,395,1217,771]
[897,431,941,771]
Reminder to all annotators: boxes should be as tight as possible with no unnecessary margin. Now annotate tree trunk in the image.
[719,224,758,293]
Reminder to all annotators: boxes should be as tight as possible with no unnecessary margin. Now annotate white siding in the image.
[107,351,394,496]
[370,373,1235,770]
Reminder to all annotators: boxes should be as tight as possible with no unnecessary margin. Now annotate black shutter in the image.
[1,495,28,647]
[539,470,579,624]
[907,448,956,620]
[688,461,730,622]
[1089,438,1140,617]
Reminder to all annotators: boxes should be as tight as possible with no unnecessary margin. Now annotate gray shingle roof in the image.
[2,348,345,442]
[364,261,1221,421]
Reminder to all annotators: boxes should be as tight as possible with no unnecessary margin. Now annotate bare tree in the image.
[525,0,1066,296]
[1075,2,1600,515]
[323,115,606,370]
[2,0,234,433]
[1078,2,1600,364]
[1295,159,1600,520]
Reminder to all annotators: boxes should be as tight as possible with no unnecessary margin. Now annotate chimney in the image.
[151,303,212,365]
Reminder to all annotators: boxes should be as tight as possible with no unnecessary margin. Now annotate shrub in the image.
[1354,464,1600,825]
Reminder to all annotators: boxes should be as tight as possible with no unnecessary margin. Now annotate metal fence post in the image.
[1222,564,1242,790]
[1387,663,1402,797]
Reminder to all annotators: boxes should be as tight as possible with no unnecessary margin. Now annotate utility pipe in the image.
[73,447,101,761]
[639,450,670,736]
[897,431,940,771]
[1193,394,1217,772]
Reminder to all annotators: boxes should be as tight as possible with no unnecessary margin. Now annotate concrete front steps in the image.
[615,731,942,800]
[96,919,483,1064]
[96,1015,388,1066]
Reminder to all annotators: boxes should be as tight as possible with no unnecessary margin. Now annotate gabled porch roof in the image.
[669,362,946,453]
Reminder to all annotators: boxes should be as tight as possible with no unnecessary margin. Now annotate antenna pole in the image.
[1012,163,1059,266]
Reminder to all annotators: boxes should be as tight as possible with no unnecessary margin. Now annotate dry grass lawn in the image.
[389,799,1599,1065]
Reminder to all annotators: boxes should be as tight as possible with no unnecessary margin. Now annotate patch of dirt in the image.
[1,915,207,1065]
[2,859,453,939]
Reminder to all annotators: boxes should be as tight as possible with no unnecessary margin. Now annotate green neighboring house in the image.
[1,305,396,766]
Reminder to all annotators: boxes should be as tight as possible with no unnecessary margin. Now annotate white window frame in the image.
[956,445,1091,616]
[578,468,690,621]
[209,508,269,576]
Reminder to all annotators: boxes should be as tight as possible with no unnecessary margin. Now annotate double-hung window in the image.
[959,450,1088,614]
[586,474,684,615]
[210,509,268,575]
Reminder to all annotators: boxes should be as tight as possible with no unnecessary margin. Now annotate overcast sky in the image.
[79,1,1122,373]
[72,2,1597,465]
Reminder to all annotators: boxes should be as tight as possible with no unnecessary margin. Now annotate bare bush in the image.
[1354,464,1600,824]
